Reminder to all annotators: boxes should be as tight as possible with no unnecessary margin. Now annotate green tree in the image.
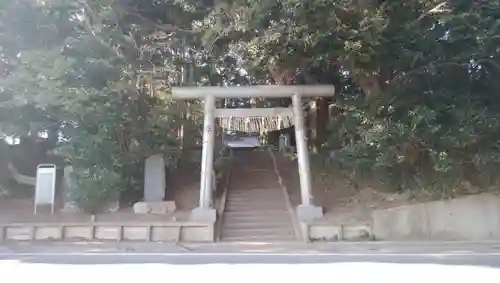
[3,0,500,206]
[0,0,203,210]
[203,0,500,197]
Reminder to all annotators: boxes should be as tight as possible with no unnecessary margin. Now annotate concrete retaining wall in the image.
[302,222,372,242]
[0,222,214,242]
[373,193,500,240]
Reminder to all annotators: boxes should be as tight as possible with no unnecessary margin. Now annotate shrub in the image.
[70,165,122,214]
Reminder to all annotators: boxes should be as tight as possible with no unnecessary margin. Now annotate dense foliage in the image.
[2,0,500,208]
[205,0,500,197]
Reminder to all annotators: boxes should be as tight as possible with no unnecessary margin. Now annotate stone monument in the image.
[144,154,166,202]
[133,154,175,215]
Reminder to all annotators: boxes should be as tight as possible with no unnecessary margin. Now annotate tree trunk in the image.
[315,98,330,150]
[358,71,382,97]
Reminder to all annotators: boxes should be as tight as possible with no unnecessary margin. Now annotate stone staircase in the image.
[220,149,298,242]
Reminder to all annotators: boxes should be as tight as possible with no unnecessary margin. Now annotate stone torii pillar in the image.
[171,85,334,222]
[192,94,216,219]
[292,93,323,221]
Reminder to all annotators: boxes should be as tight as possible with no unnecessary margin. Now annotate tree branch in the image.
[121,4,197,34]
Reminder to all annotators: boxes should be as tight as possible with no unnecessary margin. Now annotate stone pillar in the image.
[292,93,323,221]
[62,166,78,212]
[192,94,217,222]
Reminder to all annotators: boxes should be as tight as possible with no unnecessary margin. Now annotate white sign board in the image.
[34,164,57,214]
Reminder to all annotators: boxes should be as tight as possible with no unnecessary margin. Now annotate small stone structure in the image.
[302,222,373,242]
[133,201,176,214]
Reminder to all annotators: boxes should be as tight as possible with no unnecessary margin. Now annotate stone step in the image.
[228,190,283,196]
[231,179,276,182]
[223,215,292,224]
[223,216,292,223]
[221,234,296,242]
[231,173,276,176]
[230,186,282,190]
[221,232,296,241]
[220,151,296,242]
[230,188,282,192]
[228,189,283,195]
[221,227,296,238]
[227,197,284,203]
[224,206,290,213]
[221,235,296,242]
[223,216,292,226]
[222,220,294,230]
[237,165,273,169]
[223,209,290,216]
[225,206,287,212]
[226,197,286,203]
[228,191,283,195]
[226,197,286,204]
[223,210,291,218]
[225,206,287,213]
[226,203,286,209]
[225,200,287,206]
[228,193,284,198]
[232,168,273,172]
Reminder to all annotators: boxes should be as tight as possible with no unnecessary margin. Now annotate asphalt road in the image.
[0,242,499,283]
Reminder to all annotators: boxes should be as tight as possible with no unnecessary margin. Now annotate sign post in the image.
[34,164,57,214]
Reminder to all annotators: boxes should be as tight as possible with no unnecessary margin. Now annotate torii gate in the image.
[171,85,335,222]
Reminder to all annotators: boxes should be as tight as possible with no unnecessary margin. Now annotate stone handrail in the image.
[212,146,232,193]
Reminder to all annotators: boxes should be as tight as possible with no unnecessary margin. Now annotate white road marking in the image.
[0,261,499,283]
[0,252,499,257]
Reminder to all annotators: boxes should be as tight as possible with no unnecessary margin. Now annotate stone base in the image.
[305,223,373,241]
[133,202,151,214]
[103,200,120,212]
[296,204,323,222]
[150,201,176,214]
[133,201,176,214]
[62,201,80,212]
[191,207,217,223]
[1,222,215,242]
